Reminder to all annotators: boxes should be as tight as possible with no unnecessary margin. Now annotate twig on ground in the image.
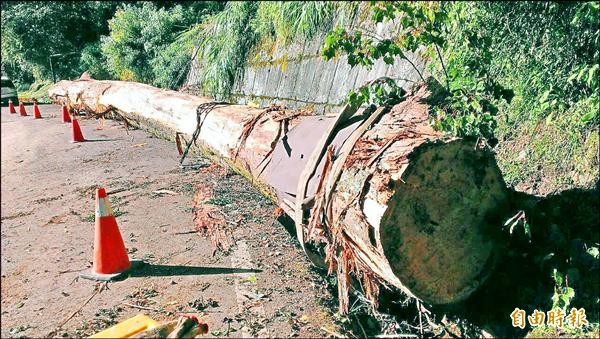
[58,268,87,274]
[417,300,424,337]
[69,276,79,286]
[172,230,199,235]
[107,187,129,195]
[121,302,162,312]
[354,315,368,338]
[321,327,346,338]
[51,282,108,334]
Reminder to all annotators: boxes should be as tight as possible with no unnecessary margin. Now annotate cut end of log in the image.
[380,140,509,304]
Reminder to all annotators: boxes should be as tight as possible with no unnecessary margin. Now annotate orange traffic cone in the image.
[62,105,71,123]
[71,118,86,142]
[8,100,17,113]
[80,188,142,281]
[33,102,42,119]
[19,102,27,116]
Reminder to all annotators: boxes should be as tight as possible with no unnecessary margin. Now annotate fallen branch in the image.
[106,187,129,195]
[121,302,162,312]
[320,327,346,338]
[172,230,199,235]
[58,268,87,274]
[50,282,107,335]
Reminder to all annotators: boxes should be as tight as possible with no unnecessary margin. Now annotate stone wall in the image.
[184,15,428,113]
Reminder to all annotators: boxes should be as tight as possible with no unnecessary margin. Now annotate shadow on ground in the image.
[81,138,123,142]
[434,180,600,337]
[126,263,261,278]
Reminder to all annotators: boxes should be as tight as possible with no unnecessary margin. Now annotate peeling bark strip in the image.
[192,184,233,256]
[49,79,509,309]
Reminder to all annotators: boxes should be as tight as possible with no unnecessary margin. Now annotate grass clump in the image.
[441,1,599,193]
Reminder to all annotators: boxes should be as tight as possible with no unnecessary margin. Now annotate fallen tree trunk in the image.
[49,79,509,310]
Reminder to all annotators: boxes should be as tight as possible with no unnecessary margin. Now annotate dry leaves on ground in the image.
[192,185,233,255]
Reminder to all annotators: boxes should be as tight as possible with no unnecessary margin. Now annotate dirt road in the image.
[1,104,338,338]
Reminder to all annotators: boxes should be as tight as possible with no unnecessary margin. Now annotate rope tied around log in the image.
[237,104,314,177]
[177,101,229,169]
[234,104,286,161]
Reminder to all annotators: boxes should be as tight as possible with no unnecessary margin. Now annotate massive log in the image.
[49,79,509,309]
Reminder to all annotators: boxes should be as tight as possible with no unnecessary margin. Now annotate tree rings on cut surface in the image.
[380,140,509,304]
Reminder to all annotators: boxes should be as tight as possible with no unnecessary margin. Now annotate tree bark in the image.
[49,79,509,309]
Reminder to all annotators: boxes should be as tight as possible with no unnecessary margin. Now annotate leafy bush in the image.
[1,1,223,88]
[101,3,183,84]
[442,2,599,190]
[441,2,599,132]
[100,2,222,89]
[321,1,599,191]
[79,41,111,80]
[17,80,53,103]
[194,2,259,99]
[150,29,196,89]
[321,2,511,139]
[252,2,338,46]
[321,2,598,136]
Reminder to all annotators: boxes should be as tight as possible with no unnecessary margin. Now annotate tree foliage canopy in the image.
[1,1,119,86]
[0,1,222,89]
[321,1,599,191]
[322,1,599,139]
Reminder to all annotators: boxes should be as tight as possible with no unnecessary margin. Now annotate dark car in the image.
[1,76,19,106]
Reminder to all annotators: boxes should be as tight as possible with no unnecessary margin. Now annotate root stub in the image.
[380,140,509,304]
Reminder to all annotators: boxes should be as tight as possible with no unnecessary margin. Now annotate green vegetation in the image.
[1,1,347,97]
[528,323,600,339]
[442,2,599,191]
[552,269,576,310]
[17,81,53,103]
[100,2,214,88]
[322,1,599,192]
[206,196,233,207]
[193,2,259,99]
[190,2,359,99]
[1,1,222,91]
[1,1,120,89]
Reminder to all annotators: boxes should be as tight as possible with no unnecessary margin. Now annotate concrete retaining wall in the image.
[185,14,428,113]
